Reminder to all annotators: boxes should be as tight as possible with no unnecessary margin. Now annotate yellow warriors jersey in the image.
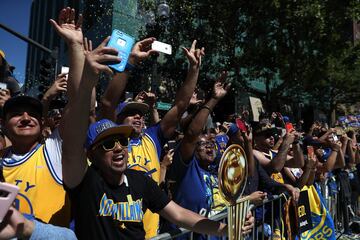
[127,124,165,238]
[2,144,70,227]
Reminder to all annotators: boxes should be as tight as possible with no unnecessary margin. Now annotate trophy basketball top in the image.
[218,144,248,205]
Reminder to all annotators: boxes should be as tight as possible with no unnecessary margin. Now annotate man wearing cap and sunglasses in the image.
[101,38,205,237]
[61,36,228,239]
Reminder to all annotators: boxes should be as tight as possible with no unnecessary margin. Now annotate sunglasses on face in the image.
[99,137,129,151]
[197,140,216,149]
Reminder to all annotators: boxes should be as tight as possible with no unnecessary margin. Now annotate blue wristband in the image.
[125,62,136,72]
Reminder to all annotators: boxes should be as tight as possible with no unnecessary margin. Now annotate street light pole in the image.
[0,23,52,54]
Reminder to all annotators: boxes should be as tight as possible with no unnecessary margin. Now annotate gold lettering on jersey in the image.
[98,193,144,222]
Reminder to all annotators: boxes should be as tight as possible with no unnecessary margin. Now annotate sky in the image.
[0,0,32,85]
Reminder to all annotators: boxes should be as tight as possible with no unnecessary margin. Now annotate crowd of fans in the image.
[0,7,359,240]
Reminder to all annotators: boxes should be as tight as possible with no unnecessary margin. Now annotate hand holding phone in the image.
[0,83,7,90]
[167,140,176,150]
[0,183,19,223]
[285,122,294,133]
[106,29,135,72]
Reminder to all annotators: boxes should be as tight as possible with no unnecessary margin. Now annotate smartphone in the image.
[285,122,294,133]
[61,66,69,80]
[0,83,7,90]
[332,134,339,142]
[167,140,176,150]
[107,29,135,72]
[307,146,314,159]
[151,41,172,55]
[125,92,133,101]
[0,183,19,223]
[236,118,247,132]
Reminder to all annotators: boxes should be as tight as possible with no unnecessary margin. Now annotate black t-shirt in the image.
[67,166,170,240]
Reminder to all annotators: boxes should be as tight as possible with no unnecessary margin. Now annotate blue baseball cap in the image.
[116,101,149,117]
[85,119,133,150]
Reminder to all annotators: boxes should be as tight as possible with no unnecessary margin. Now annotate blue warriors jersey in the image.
[2,144,70,227]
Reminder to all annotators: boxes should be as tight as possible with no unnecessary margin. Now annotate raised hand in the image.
[129,37,158,65]
[161,149,174,169]
[182,40,205,68]
[49,7,83,45]
[83,37,120,77]
[43,73,68,101]
[212,71,231,100]
[83,37,93,54]
[189,92,204,105]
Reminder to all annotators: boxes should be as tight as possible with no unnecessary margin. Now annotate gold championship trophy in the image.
[218,144,249,240]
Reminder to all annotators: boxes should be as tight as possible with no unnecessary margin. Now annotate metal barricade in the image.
[151,195,286,240]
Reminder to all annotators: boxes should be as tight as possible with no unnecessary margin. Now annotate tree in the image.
[134,0,360,120]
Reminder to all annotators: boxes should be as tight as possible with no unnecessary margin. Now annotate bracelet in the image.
[331,149,339,152]
[201,105,212,113]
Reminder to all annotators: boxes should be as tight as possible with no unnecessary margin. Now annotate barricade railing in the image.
[151,195,286,240]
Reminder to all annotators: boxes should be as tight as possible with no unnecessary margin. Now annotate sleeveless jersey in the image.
[127,124,165,238]
[2,144,70,227]
[264,150,285,184]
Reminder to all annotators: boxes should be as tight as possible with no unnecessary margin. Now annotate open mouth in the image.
[17,124,35,129]
[206,150,214,157]
[132,121,141,127]
[113,154,125,162]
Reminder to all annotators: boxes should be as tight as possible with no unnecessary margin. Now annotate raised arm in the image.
[50,7,84,137]
[180,73,229,164]
[284,139,305,168]
[160,40,205,138]
[255,132,295,173]
[41,73,67,119]
[100,38,157,121]
[62,37,120,188]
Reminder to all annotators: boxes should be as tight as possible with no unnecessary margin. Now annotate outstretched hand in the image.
[129,37,158,65]
[83,37,120,77]
[212,71,231,100]
[50,7,83,45]
[182,40,205,68]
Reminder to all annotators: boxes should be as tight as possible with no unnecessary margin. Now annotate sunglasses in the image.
[197,141,216,149]
[98,138,129,151]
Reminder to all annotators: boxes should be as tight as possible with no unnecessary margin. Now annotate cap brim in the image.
[257,127,281,136]
[92,125,133,147]
[3,96,43,119]
[118,102,149,116]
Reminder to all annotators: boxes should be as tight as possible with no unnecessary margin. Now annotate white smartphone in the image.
[152,41,172,55]
[0,83,7,90]
[0,182,19,223]
[61,66,69,80]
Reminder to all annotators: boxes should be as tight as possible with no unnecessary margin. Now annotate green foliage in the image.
[135,0,360,112]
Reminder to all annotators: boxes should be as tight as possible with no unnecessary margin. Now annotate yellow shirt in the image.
[2,144,70,226]
[127,125,164,238]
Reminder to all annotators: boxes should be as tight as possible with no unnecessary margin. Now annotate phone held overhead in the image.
[106,29,135,72]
